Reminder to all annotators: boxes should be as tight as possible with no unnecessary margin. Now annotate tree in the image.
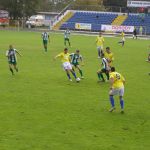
[103,0,127,7]
[75,0,102,5]
[0,0,42,18]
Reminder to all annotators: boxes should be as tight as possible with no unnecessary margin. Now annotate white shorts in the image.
[97,46,103,51]
[109,87,124,96]
[122,37,125,41]
[62,62,72,70]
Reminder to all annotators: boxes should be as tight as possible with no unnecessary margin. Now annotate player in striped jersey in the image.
[64,29,71,47]
[41,32,50,52]
[97,53,110,82]
[109,67,125,113]
[6,45,22,75]
[70,50,84,79]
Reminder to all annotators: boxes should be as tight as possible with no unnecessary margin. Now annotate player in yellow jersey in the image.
[104,47,114,67]
[109,67,125,113]
[96,32,104,58]
[54,48,80,82]
[118,31,125,47]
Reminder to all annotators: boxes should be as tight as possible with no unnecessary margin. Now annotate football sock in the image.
[120,99,124,109]
[10,68,14,75]
[15,68,18,72]
[72,71,77,79]
[106,72,109,80]
[97,72,101,80]
[110,96,115,107]
[45,46,47,52]
[100,73,105,81]
[67,73,71,79]
[79,69,83,77]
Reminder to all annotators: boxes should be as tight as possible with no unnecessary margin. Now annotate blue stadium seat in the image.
[60,11,118,32]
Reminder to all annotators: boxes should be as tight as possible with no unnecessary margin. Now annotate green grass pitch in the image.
[0,30,149,150]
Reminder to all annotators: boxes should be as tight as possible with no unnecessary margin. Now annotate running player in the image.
[54,48,80,82]
[70,50,84,79]
[104,47,114,68]
[133,27,137,39]
[97,53,110,82]
[64,29,71,47]
[109,67,125,113]
[118,31,125,47]
[96,32,104,58]
[41,32,50,52]
[6,45,22,75]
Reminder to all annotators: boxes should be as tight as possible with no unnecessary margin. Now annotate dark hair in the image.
[111,67,115,72]
[76,50,80,52]
[64,48,68,51]
[106,47,110,50]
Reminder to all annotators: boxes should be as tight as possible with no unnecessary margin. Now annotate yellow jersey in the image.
[110,72,125,88]
[96,36,104,47]
[56,52,70,63]
[121,32,125,38]
[104,52,114,66]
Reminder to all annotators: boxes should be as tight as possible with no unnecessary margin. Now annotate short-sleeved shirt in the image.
[56,52,70,63]
[104,52,114,66]
[64,30,70,39]
[110,72,125,89]
[70,53,82,65]
[96,36,104,47]
[6,49,17,64]
[42,32,49,41]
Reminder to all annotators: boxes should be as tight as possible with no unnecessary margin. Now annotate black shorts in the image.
[101,68,109,73]
[65,38,69,41]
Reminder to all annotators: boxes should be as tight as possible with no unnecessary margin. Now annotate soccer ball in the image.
[76,77,80,82]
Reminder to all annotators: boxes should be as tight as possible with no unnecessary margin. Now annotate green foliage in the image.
[0,0,41,18]
[103,0,127,7]
[0,30,150,150]
[76,0,102,5]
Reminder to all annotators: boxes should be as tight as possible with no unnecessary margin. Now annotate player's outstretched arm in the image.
[54,54,60,60]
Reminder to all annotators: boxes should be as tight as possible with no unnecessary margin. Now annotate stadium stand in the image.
[59,11,118,31]
[122,14,150,34]
[53,10,150,34]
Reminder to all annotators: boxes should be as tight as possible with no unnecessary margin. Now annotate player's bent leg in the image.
[109,94,115,112]
[70,69,77,79]
[105,70,109,80]
[68,39,71,46]
[14,64,18,72]
[99,70,105,82]
[44,44,47,52]
[65,69,72,81]
[9,64,14,75]
[97,70,101,81]
[97,47,101,58]
[77,65,83,78]
[119,96,124,113]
